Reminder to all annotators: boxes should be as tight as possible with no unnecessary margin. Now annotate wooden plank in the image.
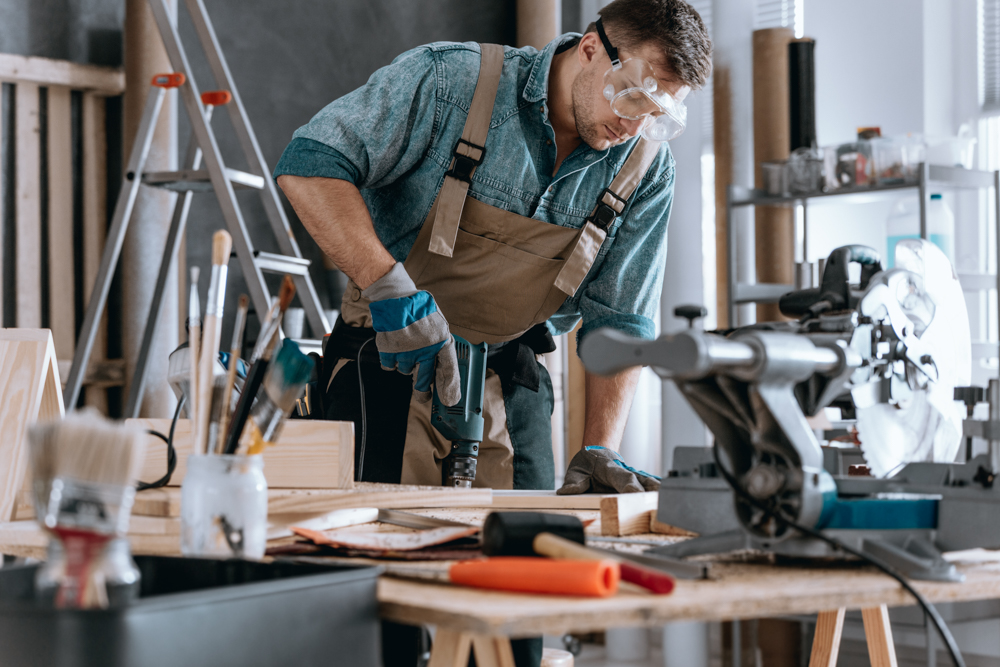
[600,493,659,536]
[15,83,41,329]
[130,482,493,518]
[378,557,1000,639]
[0,329,64,521]
[81,92,108,412]
[471,633,516,667]
[0,54,124,94]
[129,418,354,489]
[487,490,604,510]
[650,515,697,537]
[0,521,179,558]
[861,605,898,667]
[47,86,74,361]
[808,609,845,667]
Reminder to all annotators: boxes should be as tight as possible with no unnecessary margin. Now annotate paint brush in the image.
[217,294,249,454]
[27,413,147,608]
[224,275,296,454]
[188,266,201,429]
[195,230,232,456]
[238,339,315,455]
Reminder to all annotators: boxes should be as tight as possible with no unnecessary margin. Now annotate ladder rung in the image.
[142,168,265,192]
[254,251,311,276]
[58,358,126,388]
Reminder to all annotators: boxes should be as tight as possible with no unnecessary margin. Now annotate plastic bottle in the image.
[886,194,955,268]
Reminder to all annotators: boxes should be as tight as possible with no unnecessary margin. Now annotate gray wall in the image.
[0,0,531,339]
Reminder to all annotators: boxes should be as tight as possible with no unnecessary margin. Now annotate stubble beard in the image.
[571,67,611,150]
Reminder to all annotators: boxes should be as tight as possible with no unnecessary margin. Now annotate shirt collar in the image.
[522,33,582,103]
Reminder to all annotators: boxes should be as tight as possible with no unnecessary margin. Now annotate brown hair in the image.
[586,0,713,90]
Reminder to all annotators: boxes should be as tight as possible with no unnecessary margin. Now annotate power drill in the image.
[432,335,488,487]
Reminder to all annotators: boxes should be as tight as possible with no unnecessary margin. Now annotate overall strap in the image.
[428,43,505,257]
[554,138,662,296]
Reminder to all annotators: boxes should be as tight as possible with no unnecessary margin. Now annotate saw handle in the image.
[780,244,885,318]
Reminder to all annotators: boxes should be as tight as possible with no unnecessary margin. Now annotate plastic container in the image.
[0,555,381,667]
[181,454,267,559]
[886,194,955,268]
[926,125,977,169]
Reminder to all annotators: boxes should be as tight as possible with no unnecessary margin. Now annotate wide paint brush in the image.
[27,413,147,608]
[224,275,295,454]
[239,339,314,455]
[195,230,232,455]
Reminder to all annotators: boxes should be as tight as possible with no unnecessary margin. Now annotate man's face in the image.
[571,37,688,150]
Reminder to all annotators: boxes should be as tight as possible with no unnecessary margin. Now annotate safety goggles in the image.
[596,18,689,142]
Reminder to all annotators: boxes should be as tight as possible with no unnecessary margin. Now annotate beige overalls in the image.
[334,43,660,488]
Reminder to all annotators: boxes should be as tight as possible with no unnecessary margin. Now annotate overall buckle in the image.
[589,188,628,230]
[446,139,487,184]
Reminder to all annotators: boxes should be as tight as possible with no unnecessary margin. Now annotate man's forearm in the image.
[581,367,642,452]
[276,175,394,289]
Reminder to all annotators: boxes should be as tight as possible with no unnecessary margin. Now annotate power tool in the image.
[432,335,488,487]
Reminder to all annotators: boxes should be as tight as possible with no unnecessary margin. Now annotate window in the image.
[755,0,803,38]
[982,0,1000,111]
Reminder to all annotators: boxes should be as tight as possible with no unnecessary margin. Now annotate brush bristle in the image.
[212,230,233,266]
[278,275,296,312]
[28,411,148,489]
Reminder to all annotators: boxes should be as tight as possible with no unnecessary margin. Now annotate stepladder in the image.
[63,0,330,415]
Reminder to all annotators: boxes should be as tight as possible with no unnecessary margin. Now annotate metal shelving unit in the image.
[725,164,1000,363]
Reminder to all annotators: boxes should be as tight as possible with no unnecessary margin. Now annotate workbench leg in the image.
[427,628,473,667]
[861,605,898,667]
[808,608,845,667]
[426,629,516,667]
[471,633,517,667]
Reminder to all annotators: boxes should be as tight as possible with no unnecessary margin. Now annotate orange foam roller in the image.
[449,557,619,597]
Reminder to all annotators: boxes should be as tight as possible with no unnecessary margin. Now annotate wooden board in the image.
[487,490,626,510]
[47,86,75,362]
[0,53,124,94]
[0,330,64,521]
[599,493,659,536]
[808,609,845,667]
[0,521,179,560]
[129,483,493,518]
[15,83,41,329]
[861,605,898,667]
[378,558,1000,639]
[129,418,355,489]
[81,92,108,412]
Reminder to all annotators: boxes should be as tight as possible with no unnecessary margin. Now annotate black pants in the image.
[321,318,553,667]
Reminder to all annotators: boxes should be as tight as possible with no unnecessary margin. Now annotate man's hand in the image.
[558,446,661,494]
[364,263,461,405]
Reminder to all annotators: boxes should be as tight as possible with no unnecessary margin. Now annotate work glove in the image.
[557,446,661,495]
[364,263,461,406]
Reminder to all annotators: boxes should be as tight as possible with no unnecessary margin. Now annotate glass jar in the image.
[181,454,267,559]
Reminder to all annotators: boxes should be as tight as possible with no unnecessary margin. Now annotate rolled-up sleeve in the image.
[577,165,674,345]
[273,45,439,189]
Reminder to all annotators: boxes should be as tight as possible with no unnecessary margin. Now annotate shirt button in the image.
[539,106,544,112]
[546,139,552,146]
[548,187,553,193]
[351,288,361,302]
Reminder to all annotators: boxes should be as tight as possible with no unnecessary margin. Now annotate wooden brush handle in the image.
[533,533,674,595]
[195,230,232,454]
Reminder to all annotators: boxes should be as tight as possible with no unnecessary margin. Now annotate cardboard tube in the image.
[753,27,795,322]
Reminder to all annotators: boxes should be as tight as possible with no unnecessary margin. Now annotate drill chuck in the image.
[444,440,479,487]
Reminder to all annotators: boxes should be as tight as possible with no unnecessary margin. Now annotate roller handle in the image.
[448,557,618,598]
[533,533,674,595]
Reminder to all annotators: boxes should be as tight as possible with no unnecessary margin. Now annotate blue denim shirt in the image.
[274,34,675,342]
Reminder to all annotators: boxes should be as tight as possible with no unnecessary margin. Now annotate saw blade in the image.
[856,239,971,477]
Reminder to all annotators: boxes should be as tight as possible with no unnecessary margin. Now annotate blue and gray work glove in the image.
[557,446,662,495]
[363,263,461,406]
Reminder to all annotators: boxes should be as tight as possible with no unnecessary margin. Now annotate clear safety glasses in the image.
[596,18,689,142]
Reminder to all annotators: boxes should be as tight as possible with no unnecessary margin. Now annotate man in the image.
[275,0,712,494]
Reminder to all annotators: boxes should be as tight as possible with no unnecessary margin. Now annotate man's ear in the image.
[578,32,603,68]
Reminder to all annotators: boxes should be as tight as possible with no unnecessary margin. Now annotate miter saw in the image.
[580,240,993,582]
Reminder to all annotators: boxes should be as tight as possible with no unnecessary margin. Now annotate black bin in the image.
[0,555,382,667]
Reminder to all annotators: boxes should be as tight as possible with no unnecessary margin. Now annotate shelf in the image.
[959,273,999,291]
[729,165,998,208]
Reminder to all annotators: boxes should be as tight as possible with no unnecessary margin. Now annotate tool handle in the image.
[448,557,618,597]
[534,533,674,595]
[223,358,267,454]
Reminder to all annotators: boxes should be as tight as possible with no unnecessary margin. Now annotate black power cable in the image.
[355,338,373,482]
[711,444,966,667]
[136,394,183,491]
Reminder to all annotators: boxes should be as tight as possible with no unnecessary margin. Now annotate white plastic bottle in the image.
[886,194,955,268]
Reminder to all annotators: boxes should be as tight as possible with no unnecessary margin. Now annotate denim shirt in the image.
[274,34,676,342]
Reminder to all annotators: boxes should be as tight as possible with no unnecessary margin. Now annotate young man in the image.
[275,0,712,494]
